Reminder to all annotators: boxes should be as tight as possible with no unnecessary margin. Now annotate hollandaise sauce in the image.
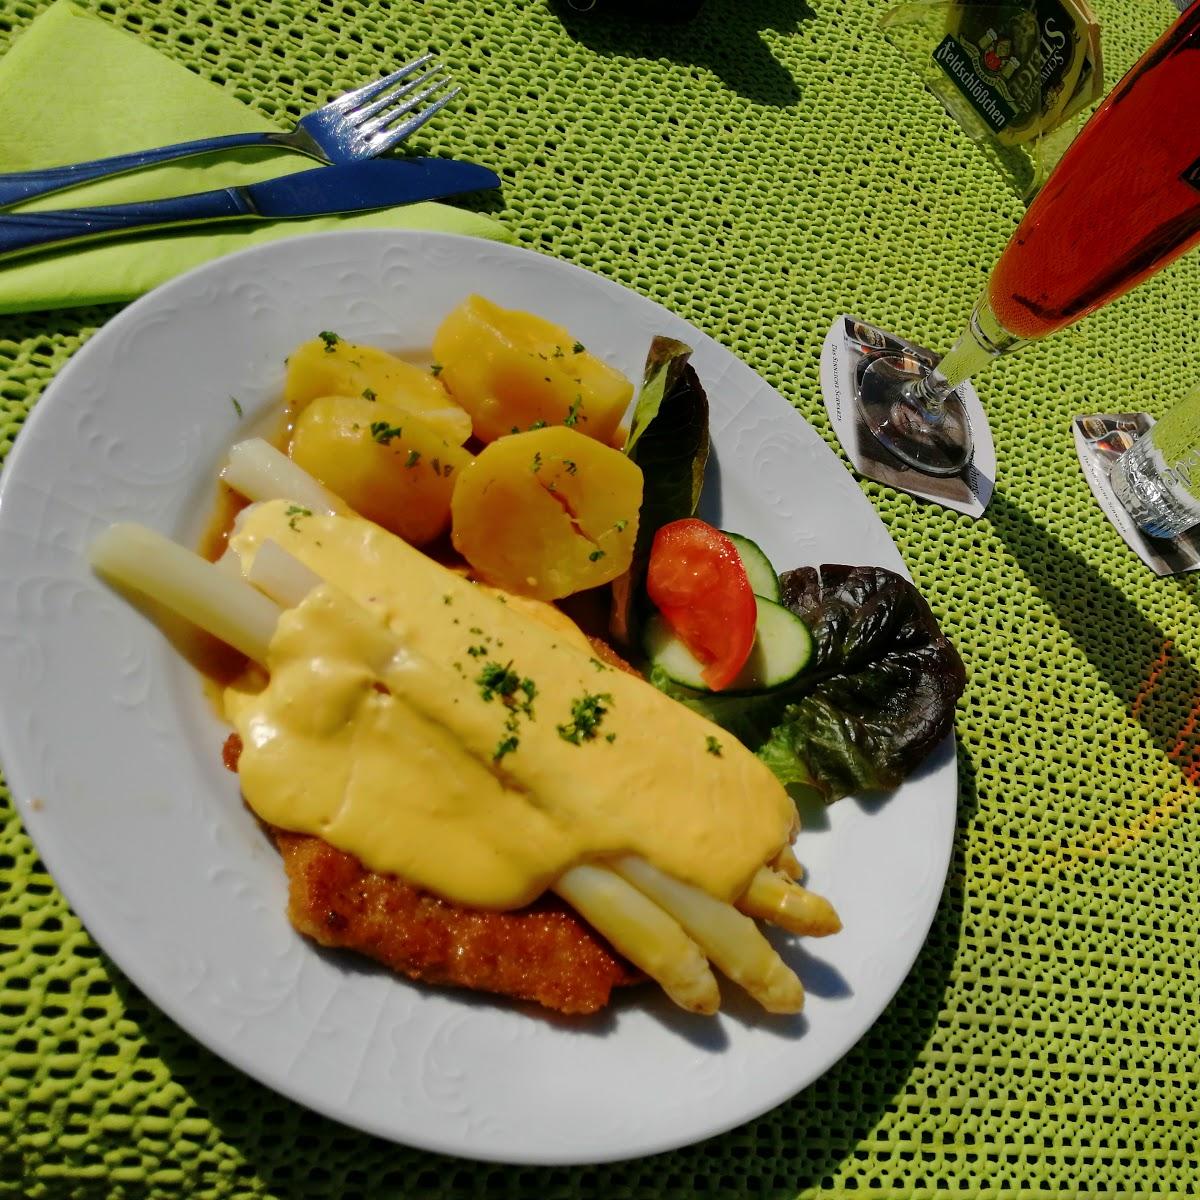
[224,502,795,911]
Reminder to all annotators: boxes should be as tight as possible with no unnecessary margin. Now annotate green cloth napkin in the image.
[0,1,511,315]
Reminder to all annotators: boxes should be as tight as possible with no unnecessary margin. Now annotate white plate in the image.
[0,232,956,1165]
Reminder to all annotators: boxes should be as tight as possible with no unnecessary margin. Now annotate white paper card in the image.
[820,316,995,518]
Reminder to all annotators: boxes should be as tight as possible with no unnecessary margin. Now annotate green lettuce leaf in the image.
[651,564,966,802]
[610,337,710,645]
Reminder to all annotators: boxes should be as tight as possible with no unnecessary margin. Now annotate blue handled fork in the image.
[0,55,461,209]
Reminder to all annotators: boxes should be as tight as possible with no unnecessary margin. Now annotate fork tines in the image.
[334,55,462,154]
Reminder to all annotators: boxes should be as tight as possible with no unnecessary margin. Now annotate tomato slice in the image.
[646,518,757,691]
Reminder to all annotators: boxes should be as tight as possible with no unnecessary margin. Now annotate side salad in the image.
[613,337,966,803]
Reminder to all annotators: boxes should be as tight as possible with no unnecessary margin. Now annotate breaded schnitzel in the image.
[224,734,637,1014]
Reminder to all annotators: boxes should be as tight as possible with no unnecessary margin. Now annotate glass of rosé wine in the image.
[856,0,1200,476]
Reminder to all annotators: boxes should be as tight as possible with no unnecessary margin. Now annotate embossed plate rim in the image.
[0,230,957,1164]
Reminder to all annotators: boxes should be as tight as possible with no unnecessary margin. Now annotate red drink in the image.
[988,2,1200,341]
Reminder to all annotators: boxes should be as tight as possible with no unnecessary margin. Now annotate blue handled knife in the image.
[0,158,500,260]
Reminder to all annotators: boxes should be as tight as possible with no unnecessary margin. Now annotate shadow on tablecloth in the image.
[547,0,816,108]
[988,489,1200,773]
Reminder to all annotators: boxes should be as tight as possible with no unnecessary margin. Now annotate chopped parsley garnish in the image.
[476,660,538,760]
[706,736,723,757]
[564,395,583,427]
[605,732,617,743]
[371,421,404,444]
[614,518,628,532]
[493,735,519,762]
[285,504,312,531]
[430,362,443,377]
[442,461,454,477]
[442,594,453,606]
[404,449,421,468]
[230,396,243,418]
[589,658,609,672]
[362,387,377,401]
[551,346,565,359]
[431,457,442,476]
[319,330,340,351]
[531,452,543,473]
[572,342,585,354]
[529,419,548,431]
[477,661,522,702]
[469,626,484,635]
[556,692,613,745]
[466,644,489,657]
[563,459,577,475]
[588,549,606,562]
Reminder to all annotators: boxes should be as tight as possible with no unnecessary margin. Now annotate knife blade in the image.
[0,158,500,261]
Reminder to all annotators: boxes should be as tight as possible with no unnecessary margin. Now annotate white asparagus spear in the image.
[553,864,721,1015]
[737,866,842,938]
[222,438,341,514]
[771,843,804,881]
[612,855,803,1013]
[89,523,281,665]
[246,538,325,608]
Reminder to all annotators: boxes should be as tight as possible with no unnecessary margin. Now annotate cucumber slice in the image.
[721,531,782,602]
[644,595,813,693]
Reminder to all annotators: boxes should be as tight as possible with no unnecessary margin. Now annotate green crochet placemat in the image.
[3,0,1200,1195]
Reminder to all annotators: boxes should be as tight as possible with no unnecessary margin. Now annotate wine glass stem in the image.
[908,294,1027,415]
[906,365,959,415]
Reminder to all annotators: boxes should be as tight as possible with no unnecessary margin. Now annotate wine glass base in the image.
[855,353,974,477]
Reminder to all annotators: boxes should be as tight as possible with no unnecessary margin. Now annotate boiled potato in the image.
[285,334,472,445]
[433,296,633,446]
[290,395,471,546]
[451,427,641,600]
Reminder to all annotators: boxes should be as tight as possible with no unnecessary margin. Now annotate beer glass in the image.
[1110,386,1200,537]
[855,1,1200,475]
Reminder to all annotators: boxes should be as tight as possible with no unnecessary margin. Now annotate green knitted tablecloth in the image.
[3,0,1199,1195]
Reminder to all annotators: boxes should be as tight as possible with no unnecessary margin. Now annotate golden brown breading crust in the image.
[586,634,639,674]
[271,828,638,1014]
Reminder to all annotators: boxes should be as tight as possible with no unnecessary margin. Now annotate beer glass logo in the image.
[933,0,1083,147]
[978,30,1020,80]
